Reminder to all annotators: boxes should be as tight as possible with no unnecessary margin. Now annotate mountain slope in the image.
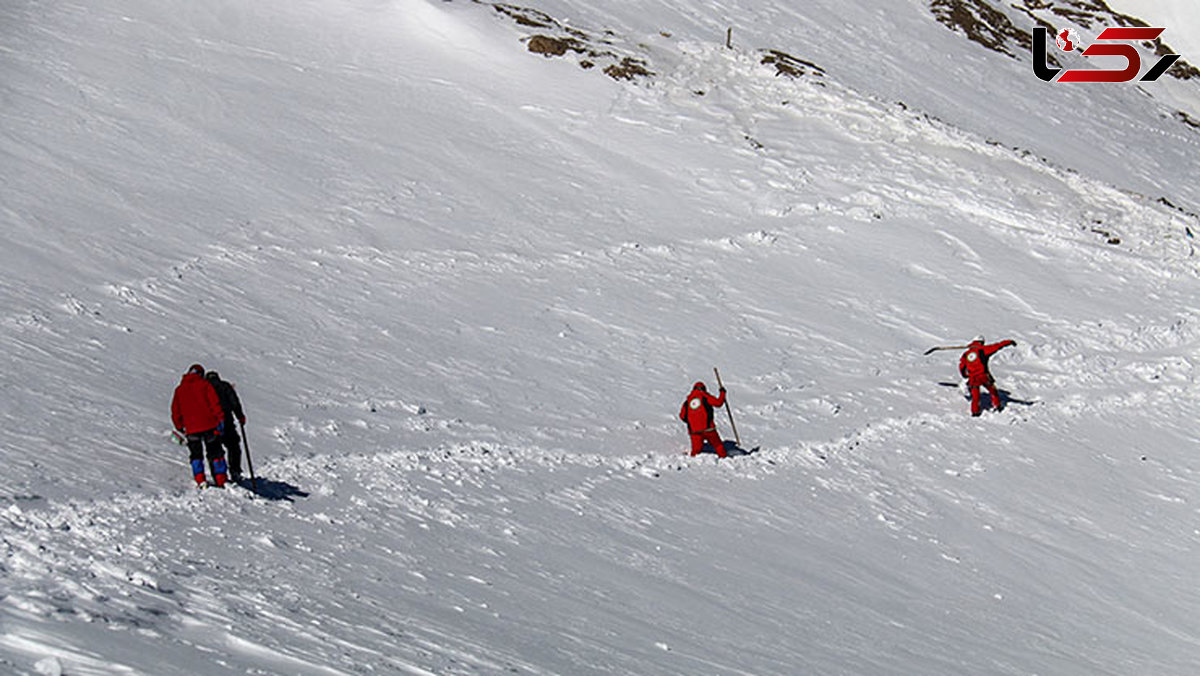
[2,1,1199,674]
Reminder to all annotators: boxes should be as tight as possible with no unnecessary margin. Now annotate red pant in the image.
[689,430,726,457]
[969,382,1003,416]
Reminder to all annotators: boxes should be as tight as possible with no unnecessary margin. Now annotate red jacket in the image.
[679,384,726,434]
[959,340,1015,386]
[171,371,225,434]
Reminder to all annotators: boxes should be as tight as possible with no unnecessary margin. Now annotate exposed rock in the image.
[930,0,1035,58]
[527,35,573,57]
[760,50,826,79]
[603,57,653,81]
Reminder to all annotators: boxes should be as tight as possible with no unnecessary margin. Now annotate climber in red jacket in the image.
[679,381,727,457]
[959,336,1016,416]
[171,364,230,487]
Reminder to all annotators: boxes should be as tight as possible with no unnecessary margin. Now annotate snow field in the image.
[2,0,1200,674]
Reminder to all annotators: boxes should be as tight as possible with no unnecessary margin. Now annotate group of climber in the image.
[168,336,1015,483]
[170,364,248,488]
[679,336,1017,457]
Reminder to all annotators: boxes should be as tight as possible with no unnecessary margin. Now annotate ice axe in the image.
[712,367,741,446]
[922,344,968,356]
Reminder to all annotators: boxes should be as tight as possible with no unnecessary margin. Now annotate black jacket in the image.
[208,377,245,427]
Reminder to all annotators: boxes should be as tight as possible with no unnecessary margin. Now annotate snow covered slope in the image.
[2,0,1199,674]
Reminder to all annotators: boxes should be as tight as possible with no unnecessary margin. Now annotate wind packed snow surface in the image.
[2,0,1200,674]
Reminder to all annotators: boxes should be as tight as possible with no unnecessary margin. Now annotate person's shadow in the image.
[994,388,1036,407]
[696,440,759,457]
[937,383,1037,408]
[237,476,310,502]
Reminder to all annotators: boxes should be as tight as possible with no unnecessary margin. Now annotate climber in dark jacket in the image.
[206,371,248,482]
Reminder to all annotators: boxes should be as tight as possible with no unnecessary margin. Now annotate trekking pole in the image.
[239,420,258,494]
[713,367,741,446]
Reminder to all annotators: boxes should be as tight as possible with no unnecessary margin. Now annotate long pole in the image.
[713,367,741,446]
[923,344,968,356]
[239,420,258,494]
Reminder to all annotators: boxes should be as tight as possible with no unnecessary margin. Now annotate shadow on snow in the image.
[237,476,310,502]
[936,382,1037,407]
[694,440,759,457]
